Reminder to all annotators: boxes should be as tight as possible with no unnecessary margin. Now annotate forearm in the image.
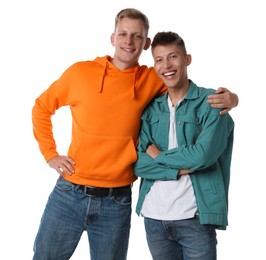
[32,99,58,161]
[155,114,234,170]
[134,152,178,180]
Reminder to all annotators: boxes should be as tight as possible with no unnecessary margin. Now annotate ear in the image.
[110,33,115,47]
[186,54,192,66]
[143,37,151,50]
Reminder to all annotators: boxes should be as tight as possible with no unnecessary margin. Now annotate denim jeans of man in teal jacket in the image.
[134,80,234,230]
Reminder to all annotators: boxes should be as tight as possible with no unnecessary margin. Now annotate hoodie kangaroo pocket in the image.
[68,135,137,180]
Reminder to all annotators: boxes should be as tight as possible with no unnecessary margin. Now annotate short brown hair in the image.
[151,31,187,54]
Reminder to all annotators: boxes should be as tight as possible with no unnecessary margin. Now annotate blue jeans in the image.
[144,216,217,260]
[33,177,132,260]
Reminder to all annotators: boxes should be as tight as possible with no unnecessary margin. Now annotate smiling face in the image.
[111,17,151,70]
[152,43,191,91]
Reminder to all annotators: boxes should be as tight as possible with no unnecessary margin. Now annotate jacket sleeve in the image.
[155,112,234,171]
[134,108,234,179]
[133,113,179,181]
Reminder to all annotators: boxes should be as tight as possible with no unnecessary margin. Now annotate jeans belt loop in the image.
[108,188,113,197]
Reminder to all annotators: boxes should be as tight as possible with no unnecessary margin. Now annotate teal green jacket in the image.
[134,81,234,230]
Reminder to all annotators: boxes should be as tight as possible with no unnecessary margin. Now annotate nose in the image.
[162,59,172,69]
[124,35,133,45]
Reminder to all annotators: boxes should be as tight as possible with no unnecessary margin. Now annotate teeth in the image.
[164,71,175,76]
[123,48,134,52]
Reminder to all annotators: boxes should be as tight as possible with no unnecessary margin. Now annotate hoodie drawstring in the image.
[132,67,139,98]
[97,57,139,99]
[98,62,108,93]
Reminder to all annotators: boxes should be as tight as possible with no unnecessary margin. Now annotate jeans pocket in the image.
[55,177,74,191]
[112,192,132,205]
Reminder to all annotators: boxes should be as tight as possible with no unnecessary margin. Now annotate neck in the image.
[168,80,189,106]
[111,57,138,71]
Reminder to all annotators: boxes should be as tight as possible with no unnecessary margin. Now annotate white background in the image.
[1,0,265,259]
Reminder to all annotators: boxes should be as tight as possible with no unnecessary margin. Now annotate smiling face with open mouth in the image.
[152,43,191,91]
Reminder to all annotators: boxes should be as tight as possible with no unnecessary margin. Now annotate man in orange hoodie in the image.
[32,8,239,260]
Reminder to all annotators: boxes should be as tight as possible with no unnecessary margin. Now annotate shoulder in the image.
[138,65,157,78]
[189,81,216,98]
[64,60,90,73]
[142,94,167,117]
[136,66,165,95]
[187,81,220,115]
[63,59,104,78]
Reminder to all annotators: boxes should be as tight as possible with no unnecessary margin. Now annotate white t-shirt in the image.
[141,96,197,220]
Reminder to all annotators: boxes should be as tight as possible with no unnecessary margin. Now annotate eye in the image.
[135,34,143,39]
[155,58,162,63]
[118,32,127,37]
[169,55,177,60]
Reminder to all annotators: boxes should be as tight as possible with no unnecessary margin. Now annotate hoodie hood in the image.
[94,56,140,98]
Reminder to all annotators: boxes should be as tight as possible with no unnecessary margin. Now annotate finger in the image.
[61,162,75,175]
[57,167,66,177]
[220,108,230,115]
[207,96,225,104]
[208,91,229,101]
[49,161,73,175]
[215,87,228,94]
[63,156,76,165]
[210,103,225,108]
[48,156,75,175]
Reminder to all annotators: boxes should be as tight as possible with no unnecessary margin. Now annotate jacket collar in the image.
[155,79,199,104]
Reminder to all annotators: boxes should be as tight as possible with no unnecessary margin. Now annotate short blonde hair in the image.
[114,8,149,33]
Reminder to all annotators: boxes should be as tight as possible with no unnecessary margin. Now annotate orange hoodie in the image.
[32,56,166,187]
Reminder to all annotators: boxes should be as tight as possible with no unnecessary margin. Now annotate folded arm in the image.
[134,111,234,180]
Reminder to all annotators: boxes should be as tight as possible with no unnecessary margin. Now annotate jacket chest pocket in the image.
[177,113,202,143]
[147,114,160,139]
[146,114,169,149]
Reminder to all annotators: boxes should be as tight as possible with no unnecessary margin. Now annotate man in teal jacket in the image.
[134,31,234,260]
